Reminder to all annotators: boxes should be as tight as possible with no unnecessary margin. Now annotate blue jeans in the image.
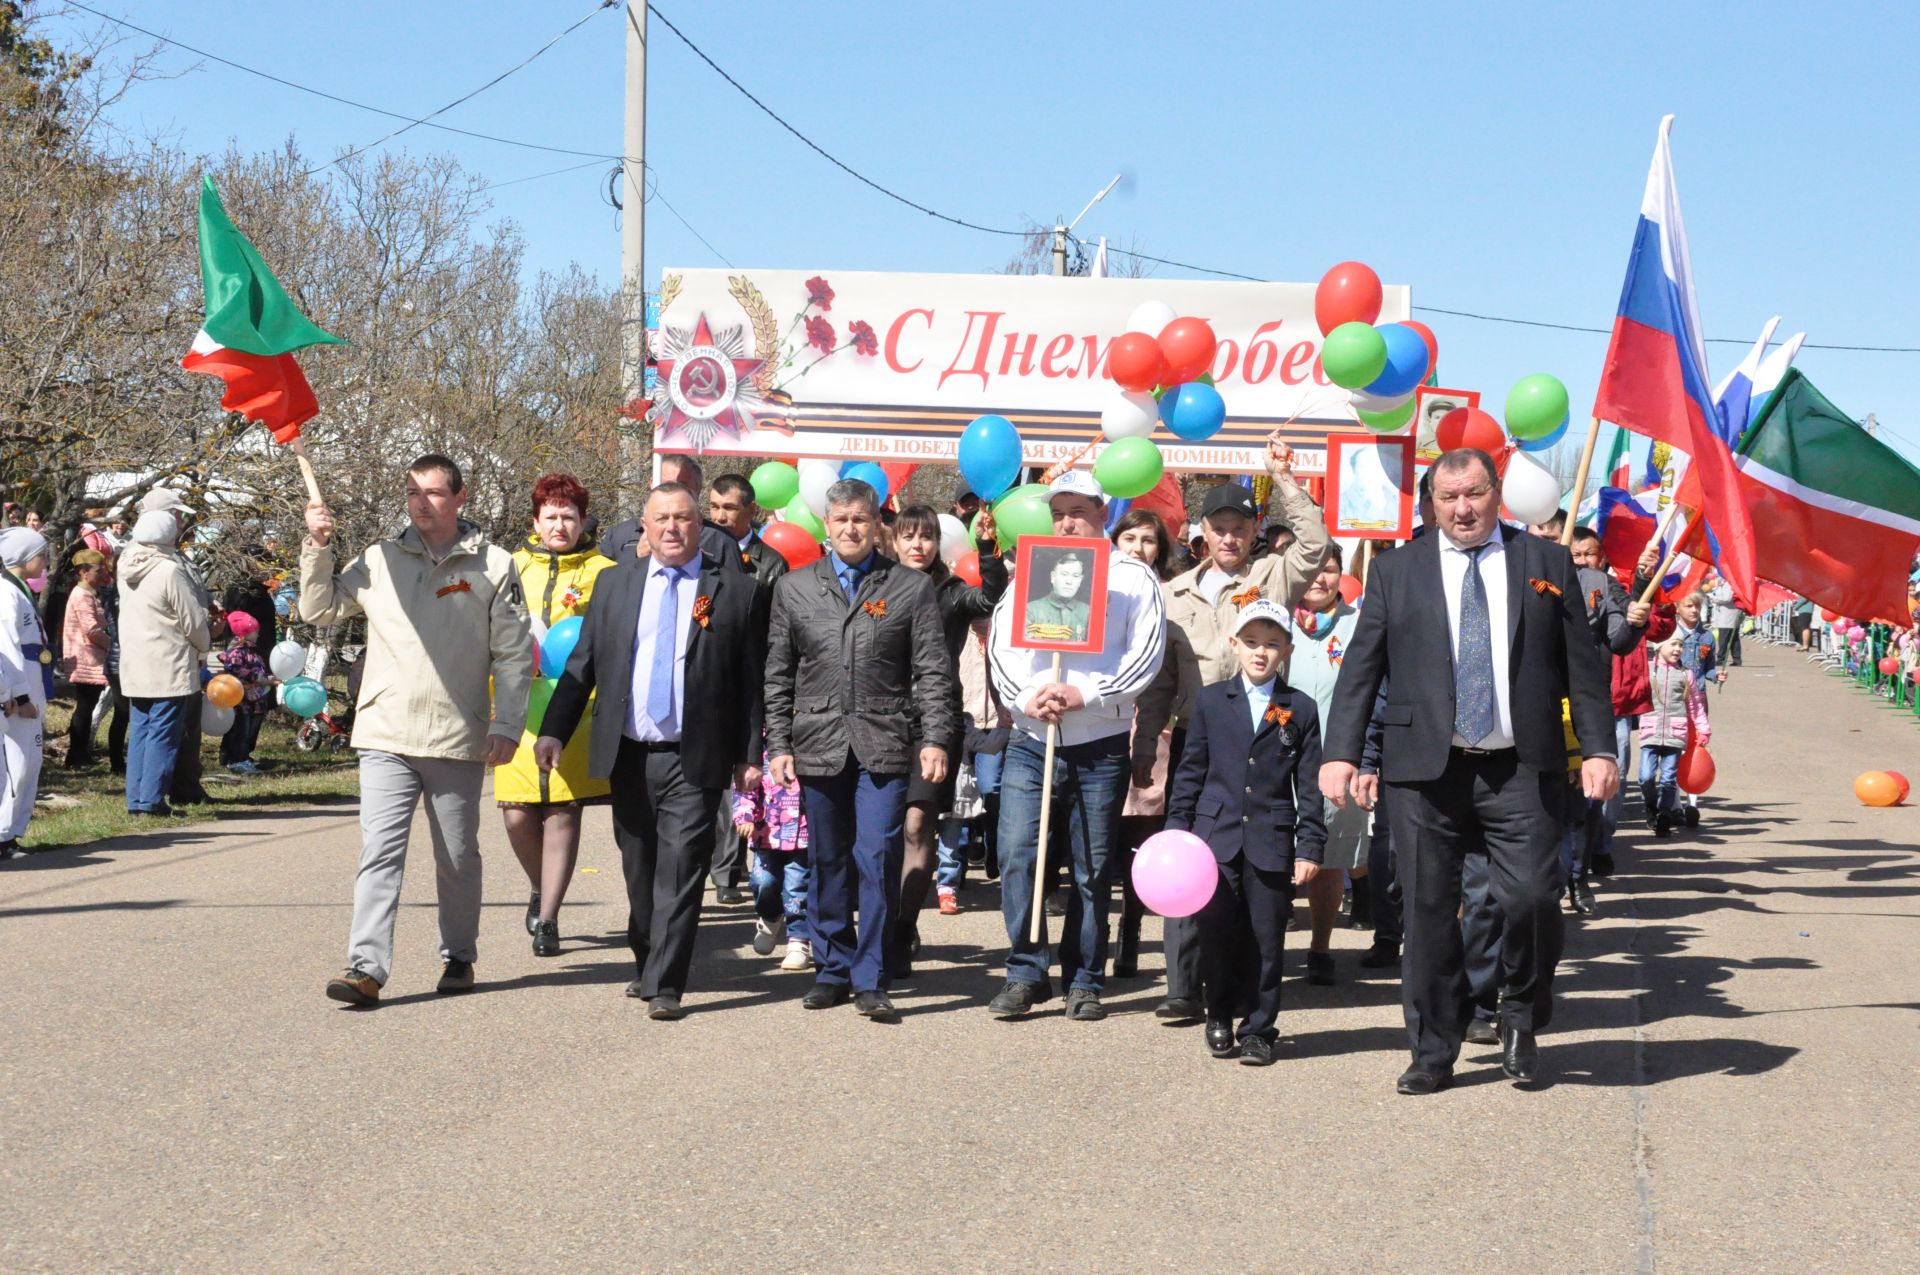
[1639,747,1680,817]
[935,820,967,891]
[973,748,1004,796]
[125,694,191,813]
[750,849,811,945]
[996,730,1129,993]
[799,760,907,992]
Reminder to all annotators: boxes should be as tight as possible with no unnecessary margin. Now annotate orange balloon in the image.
[206,673,244,710]
[1853,771,1900,807]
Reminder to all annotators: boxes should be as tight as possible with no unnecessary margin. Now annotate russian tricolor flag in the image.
[1591,115,1759,611]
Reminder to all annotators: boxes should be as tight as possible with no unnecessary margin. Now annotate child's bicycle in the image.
[293,686,354,754]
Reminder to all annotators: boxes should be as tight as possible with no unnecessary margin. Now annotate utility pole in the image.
[1051,220,1067,277]
[1865,412,1879,437]
[620,0,650,500]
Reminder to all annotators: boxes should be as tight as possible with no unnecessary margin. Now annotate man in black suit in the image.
[1321,448,1617,1093]
[537,482,767,1020]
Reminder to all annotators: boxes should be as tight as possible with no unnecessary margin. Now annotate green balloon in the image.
[750,460,799,510]
[1356,398,1417,434]
[1093,437,1164,499]
[993,490,1055,544]
[1505,373,1571,441]
[526,675,556,735]
[1322,322,1388,390]
[781,494,827,542]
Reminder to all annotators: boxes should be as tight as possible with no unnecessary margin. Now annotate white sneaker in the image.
[779,939,812,971]
[752,915,785,956]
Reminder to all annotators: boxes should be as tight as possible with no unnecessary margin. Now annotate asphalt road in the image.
[2,639,1915,1273]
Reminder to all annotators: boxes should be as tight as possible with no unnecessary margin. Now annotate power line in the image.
[67,0,625,162]
[308,0,618,174]
[477,158,609,194]
[652,186,734,268]
[646,3,1027,239]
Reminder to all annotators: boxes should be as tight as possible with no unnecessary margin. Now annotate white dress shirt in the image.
[1437,531,1514,749]
[1244,674,1276,731]
[626,558,700,742]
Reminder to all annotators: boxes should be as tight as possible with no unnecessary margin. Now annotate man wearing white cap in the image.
[985,468,1166,1020]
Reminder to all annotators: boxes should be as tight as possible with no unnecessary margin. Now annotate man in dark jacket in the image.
[222,550,279,654]
[764,478,954,1021]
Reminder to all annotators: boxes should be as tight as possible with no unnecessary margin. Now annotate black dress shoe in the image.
[531,919,560,957]
[853,990,896,1020]
[1396,1063,1453,1095]
[648,995,684,1021]
[1307,950,1336,986]
[802,983,851,1010]
[1238,1036,1275,1067]
[1358,942,1401,970]
[1465,1017,1501,1046]
[1155,996,1203,1022]
[1501,1024,1540,1082]
[525,890,542,935]
[1569,880,1597,916]
[714,886,748,905]
[1204,1021,1236,1058]
[625,979,647,998]
[1591,852,1615,878]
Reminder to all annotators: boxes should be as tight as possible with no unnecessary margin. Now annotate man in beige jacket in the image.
[303,454,534,1005]
[1140,436,1329,1017]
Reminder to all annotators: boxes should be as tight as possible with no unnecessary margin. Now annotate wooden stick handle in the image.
[1027,651,1065,946]
[1635,504,1694,606]
[287,436,324,506]
[1561,418,1604,547]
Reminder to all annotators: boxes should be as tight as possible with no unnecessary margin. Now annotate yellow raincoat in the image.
[494,532,616,805]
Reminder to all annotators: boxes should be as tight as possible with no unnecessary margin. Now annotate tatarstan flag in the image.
[1716,369,1920,625]
[180,177,342,442]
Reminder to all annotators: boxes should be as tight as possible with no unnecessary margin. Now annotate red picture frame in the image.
[1009,535,1110,653]
[1325,432,1416,541]
[1414,386,1481,459]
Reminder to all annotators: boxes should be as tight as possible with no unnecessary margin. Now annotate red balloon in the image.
[1314,261,1384,336]
[1677,740,1715,795]
[1108,331,1166,393]
[1879,656,1901,675]
[1435,406,1506,455]
[1337,574,1362,604]
[1819,608,1839,623]
[952,550,983,588]
[1157,317,1218,384]
[1400,320,1439,380]
[1887,771,1912,803]
[761,520,823,569]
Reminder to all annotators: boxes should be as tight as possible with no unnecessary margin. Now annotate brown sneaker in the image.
[325,968,381,1005]
[436,959,476,994]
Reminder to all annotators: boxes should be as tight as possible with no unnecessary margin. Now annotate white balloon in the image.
[798,460,839,517]
[1348,387,1415,414]
[1501,449,1564,525]
[937,513,971,564]
[1101,391,1160,441]
[201,700,235,736]
[268,639,307,682]
[1126,300,1179,336]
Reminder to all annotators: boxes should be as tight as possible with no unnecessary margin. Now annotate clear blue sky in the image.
[51,1,1920,465]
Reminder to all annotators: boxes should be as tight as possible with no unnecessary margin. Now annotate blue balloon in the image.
[958,414,1022,501]
[200,666,213,685]
[1362,323,1431,399]
[1159,381,1226,442]
[539,615,584,679]
[841,461,890,507]
[1517,413,1571,453]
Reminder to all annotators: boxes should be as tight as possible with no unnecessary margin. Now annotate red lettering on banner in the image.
[885,308,934,373]
[997,331,1037,377]
[1243,321,1283,384]
[937,310,1001,390]
[1040,332,1077,377]
[1311,348,1331,387]
[1072,334,1111,380]
[1211,339,1239,382]
[1280,341,1315,385]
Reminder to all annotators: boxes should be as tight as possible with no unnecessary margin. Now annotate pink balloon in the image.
[1132,830,1219,918]
[1848,625,1867,641]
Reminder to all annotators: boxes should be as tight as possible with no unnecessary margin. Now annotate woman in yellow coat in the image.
[498,473,615,957]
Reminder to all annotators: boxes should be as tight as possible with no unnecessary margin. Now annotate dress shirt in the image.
[1243,674,1276,731]
[831,550,875,601]
[1437,531,1514,749]
[626,556,700,741]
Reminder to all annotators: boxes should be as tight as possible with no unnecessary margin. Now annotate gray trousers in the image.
[350,750,485,985]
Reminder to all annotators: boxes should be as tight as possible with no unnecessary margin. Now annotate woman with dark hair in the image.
[1112,509,1200,976]
[496,473,615,956]
[888,502,1006,973]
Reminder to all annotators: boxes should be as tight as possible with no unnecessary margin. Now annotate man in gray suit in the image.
[763,478,954,1021]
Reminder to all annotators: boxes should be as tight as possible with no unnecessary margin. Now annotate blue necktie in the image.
[647,566,681,724]
[841,563,861,602]
[1455,545,1497,745]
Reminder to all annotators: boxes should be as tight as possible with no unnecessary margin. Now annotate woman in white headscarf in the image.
[0,527,51,856]
[116,511,210,817]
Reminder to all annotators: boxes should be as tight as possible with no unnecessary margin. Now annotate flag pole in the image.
[1561,419,1604,547]
[1636,503,1694,605]
[286,436,324,507]
[1027,650,1064,945]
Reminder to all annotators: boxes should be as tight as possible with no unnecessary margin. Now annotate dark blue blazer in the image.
[1165,678,1328,872]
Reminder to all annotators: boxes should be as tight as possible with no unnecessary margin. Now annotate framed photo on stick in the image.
[1009,535,1110,653]
[1414,386,1481,460]
[1325,432,1416,541]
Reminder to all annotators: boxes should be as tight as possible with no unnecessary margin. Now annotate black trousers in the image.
[1155,726,1204,999]
[1196,853,1293,1042]
[66,681,105,766]
[105,673,128,773]
[611,739,720,999]
[1367,789,1403,949]
[219,711,264,766]
[1387,749,1565,1069]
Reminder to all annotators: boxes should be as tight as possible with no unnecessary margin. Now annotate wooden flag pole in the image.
[1560,418,1605,547]
[1027,650,1065,945]
[1356,538,1373,586]
[1635,503,1694,606]
[287,435,324,507]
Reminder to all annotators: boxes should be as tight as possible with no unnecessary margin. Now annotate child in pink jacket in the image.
[1638,638,1710,836]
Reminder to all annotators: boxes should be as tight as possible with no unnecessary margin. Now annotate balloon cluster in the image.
[745,458,904,570]
[1854,770,1909,807]
[1105,304,1227,445]
[1313,262,1436,434]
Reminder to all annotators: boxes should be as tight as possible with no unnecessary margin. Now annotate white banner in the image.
[648,268,1410,476]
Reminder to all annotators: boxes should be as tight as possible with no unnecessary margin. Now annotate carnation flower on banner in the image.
[179,178,343,443]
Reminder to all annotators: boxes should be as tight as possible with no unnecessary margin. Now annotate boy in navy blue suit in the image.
[1165,601,1327,1065]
